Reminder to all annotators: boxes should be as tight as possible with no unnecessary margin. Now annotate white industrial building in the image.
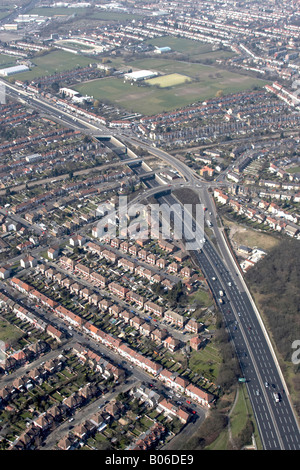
[124,70,158,82]
[3,23,19,30]
[59,87,80,98]
[0,65,29,76]
[154,46,172,54]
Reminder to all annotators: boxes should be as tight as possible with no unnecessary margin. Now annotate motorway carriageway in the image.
[141,173,300,450]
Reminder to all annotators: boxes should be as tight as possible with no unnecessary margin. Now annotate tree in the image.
[233,418,254,449]
[83,135,92,144]
[166,281,187,306]
[180,410,228,449]
[51,82,60,93]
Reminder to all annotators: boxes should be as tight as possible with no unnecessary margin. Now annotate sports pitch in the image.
[145,73,192,88]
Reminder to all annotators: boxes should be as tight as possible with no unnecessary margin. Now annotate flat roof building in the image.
[0,65,29,76]
[124,70,158,81]
[154,46,171,54]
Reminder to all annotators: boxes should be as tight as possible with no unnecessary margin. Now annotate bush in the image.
[177,410,228,449]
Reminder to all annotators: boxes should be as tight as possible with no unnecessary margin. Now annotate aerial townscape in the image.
[0,0,299,456]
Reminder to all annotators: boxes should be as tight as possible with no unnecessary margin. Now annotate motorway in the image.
[2,80,300,449]
[141,173,300,450]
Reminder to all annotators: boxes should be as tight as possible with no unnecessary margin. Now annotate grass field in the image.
[287,166,300,174]
[13,50,98,81]
[0,54,18,68]
[28,7,144,22]
[0,5,12,21]
[58,41,94,51]
[145,73,192,88]
[188,345,222,380]
[73,61,268,116]
[145,36,214,55]
[223,217,280,252]
[27,7,91,17]
[206,385,263,450]
[144,36,236,62]
[189,288,213,308]
[0,11,10,21]
[0,320,24,344]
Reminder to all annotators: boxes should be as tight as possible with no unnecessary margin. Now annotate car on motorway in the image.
[255,389,260,396]
[265,382,269,388]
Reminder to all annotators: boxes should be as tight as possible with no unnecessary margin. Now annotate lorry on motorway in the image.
[273,392,280,403]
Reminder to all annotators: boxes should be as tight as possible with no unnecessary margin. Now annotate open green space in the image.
[229,387,254,441]
[145,36,214,55]
[0,5,12,21]
[73,61,267,116]
[0,11,10,21]
[58,41,94,51]
[0,54,18,68]
[189,288,213,308]
[145,36,236,62]
[27,7,91,17]
[0,320,24,344]
[223,217,280,252]
[28,7,144,22]
[12,50,98,82]
[188,345,222,379]
[206,385,262,450]
[287,166,300,174]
